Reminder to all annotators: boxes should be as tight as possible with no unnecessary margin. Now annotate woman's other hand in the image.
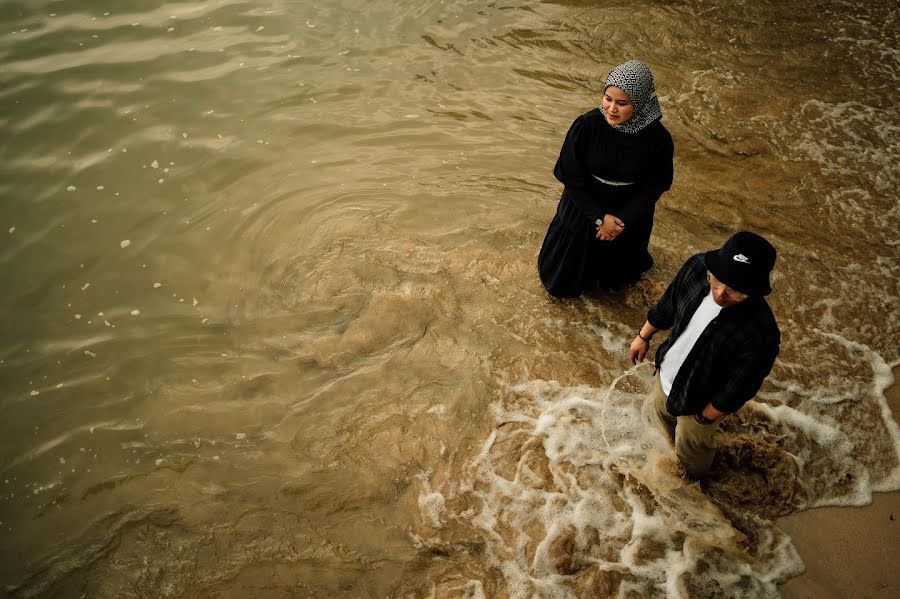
[596,215,625,241]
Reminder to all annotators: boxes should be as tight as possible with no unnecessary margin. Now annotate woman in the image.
[538,60,674,298]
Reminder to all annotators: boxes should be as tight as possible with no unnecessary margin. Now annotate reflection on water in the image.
[0,0,898,597]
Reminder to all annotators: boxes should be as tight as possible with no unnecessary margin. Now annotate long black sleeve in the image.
[646,254,691,330]
[612,126,674,226]
[552,116,606,223]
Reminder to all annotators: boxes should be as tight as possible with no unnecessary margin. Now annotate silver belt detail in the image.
[593,174,634,186]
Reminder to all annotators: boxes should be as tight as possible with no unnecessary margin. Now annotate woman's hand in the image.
[596,215,625,241]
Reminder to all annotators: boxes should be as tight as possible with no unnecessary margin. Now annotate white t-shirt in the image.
[660,292,722,395]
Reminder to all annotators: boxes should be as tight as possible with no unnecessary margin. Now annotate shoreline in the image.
[777,364,900,598]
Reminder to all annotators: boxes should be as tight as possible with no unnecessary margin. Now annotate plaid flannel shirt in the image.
[648,253,780,416]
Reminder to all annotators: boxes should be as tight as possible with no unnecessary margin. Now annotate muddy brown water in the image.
[0,1,898,597]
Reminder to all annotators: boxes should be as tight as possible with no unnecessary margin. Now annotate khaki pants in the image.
[650,372,726,479]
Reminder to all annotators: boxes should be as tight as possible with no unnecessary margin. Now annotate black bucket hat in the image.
[704,231,777,296]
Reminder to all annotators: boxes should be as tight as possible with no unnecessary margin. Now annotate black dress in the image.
[538,109,674,298]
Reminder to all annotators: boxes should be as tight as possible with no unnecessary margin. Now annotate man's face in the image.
[707,272,749,308]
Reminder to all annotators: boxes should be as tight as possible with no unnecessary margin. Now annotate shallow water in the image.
[0,1,898,597]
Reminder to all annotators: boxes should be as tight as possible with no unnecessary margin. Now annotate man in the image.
[628,231,780,479]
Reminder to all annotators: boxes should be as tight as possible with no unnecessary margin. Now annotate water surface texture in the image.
[1,1,898,597]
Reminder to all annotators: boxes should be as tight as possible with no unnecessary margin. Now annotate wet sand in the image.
[778,365,900,598]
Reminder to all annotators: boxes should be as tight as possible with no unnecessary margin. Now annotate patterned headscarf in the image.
[603,60,663,134]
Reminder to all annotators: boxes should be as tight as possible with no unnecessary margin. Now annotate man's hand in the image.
[629,335,649,365]
[700,403,726,422]
[596,215,625,241]
[629,322,659,365]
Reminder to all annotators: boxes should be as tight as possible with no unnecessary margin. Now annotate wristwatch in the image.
[595,214,605,227]
[694,412,715,425]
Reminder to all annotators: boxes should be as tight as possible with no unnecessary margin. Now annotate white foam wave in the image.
[418,368,805,597]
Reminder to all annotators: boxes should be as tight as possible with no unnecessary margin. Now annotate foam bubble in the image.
[417,368,805,596]
[418,492,446,527]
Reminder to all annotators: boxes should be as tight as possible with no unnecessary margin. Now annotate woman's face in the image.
[602,86,634,126]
